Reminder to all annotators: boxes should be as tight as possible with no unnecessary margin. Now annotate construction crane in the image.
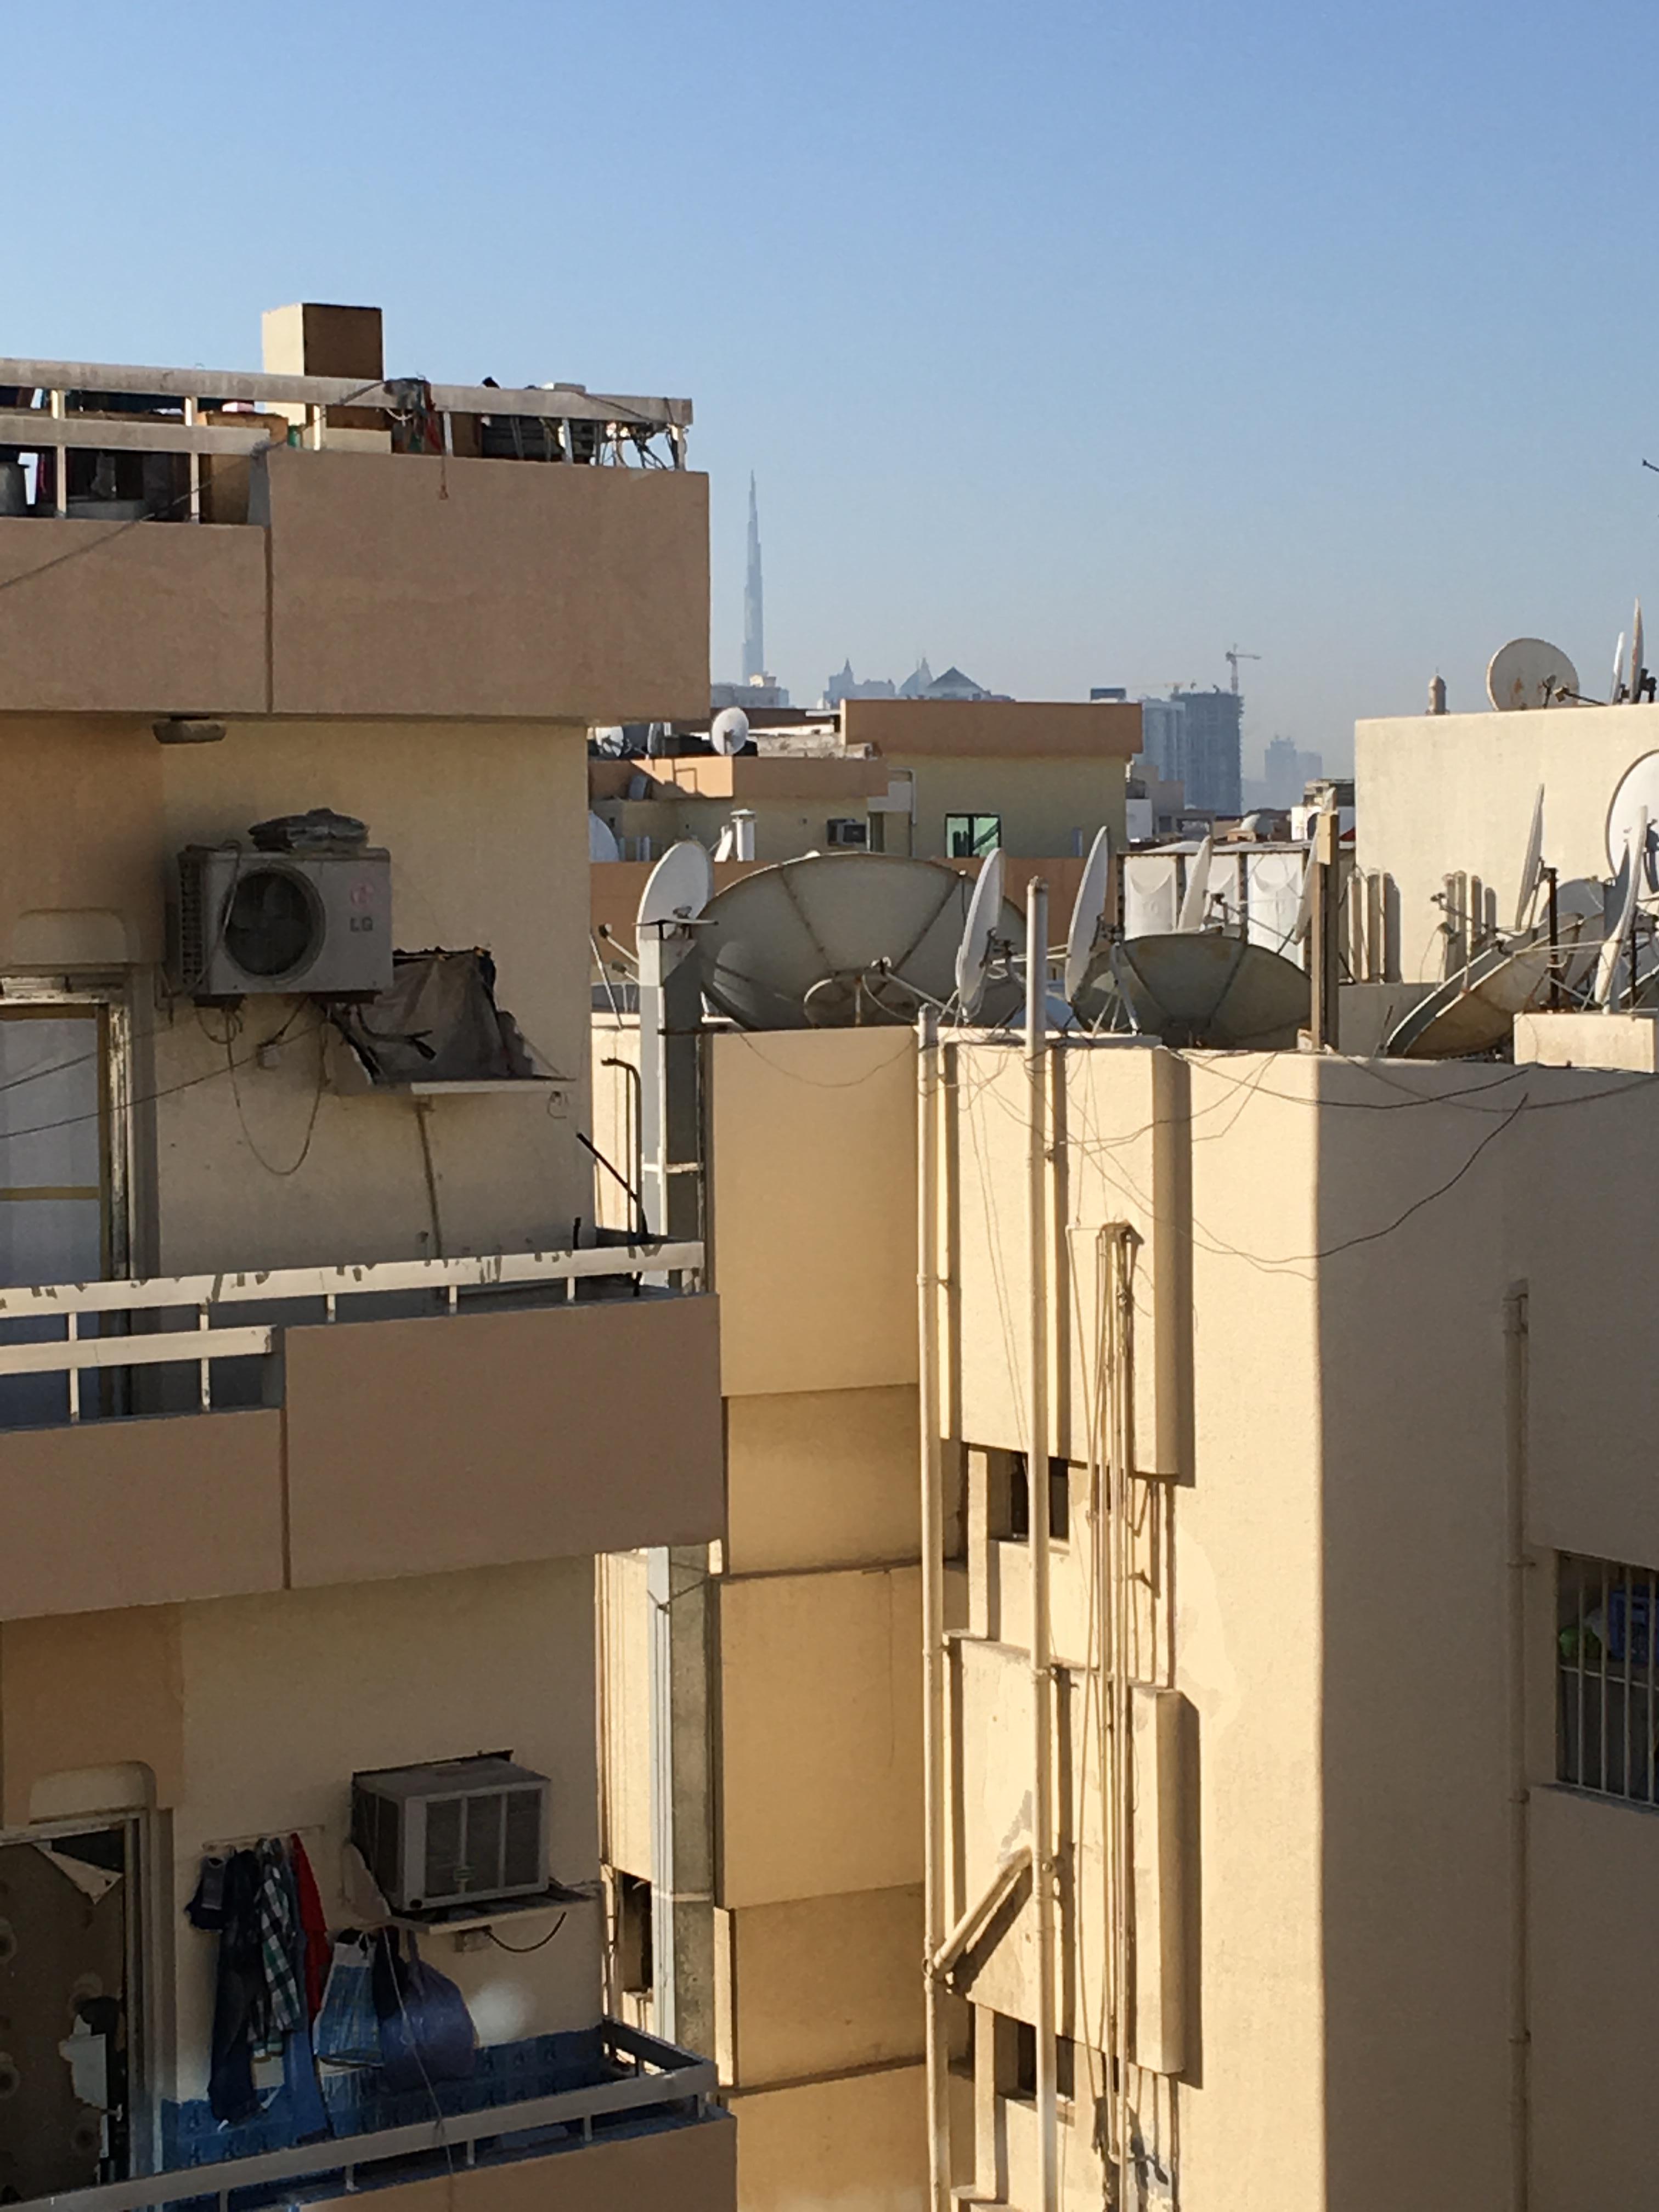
[1226,644,1260,696]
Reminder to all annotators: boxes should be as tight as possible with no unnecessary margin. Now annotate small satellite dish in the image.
[1097,934,1310,1049]
[1612,631,1628,703]
[1513,785,1545,932]
[1063,828,1114,1001]
[1633,600,1646,701]
[1595,808,1648,1007]
[1487,638,1579,711]
[589,811,620,864]
[1176,834,1214,932]
[637,838,713,930]
[955,850,1007,1016]
[1604,752,1659,881]
[593,725,627,756]
[712,707,751,755]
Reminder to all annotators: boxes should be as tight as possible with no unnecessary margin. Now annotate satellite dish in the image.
[1176,834,1214,932]
[1513,785,1545,932]
[1094,934,1310,1049]
[593,725,627,757]
[955,850,1007,1016]
[1594,809,1648,1007]
[696,854,1023,1031]
[637,838,713,929]
[1604,752,1659,881]
[589,811,620,864]
[712,707,751,755]
[1487,638,1579,711]
[1612,631,1628,703]
[1064,827,1114,1001]
[1633,600,1645,701]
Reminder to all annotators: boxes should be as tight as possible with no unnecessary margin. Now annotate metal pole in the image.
[1026,879,1058,2212]
[917,1007,952,2210]
[1503,1285,1532,2212]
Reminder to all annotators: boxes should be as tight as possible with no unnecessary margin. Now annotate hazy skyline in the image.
[12,0,1659,775]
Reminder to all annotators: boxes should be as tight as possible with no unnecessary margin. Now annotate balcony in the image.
[0,1244,722,1620]
[0,360,707,723]
[39,2023,731,2212]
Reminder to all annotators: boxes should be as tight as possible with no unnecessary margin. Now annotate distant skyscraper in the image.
[1137,688,1243,814]
[742,475,765,684]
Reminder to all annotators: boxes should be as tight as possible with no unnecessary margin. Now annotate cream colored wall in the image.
[0,1604,184,1825]
[598,1549,653,1881]
[899,753,1128,862]
[725,1388,918,1575]
[708,1028,917,1398]
[1355,703,1659,981]
[718,1564,922,1909]
[143,717,594,1271]
[1527,1785,1659,2209]
[727,2062,928,2212]
[719,1887,924,2086]
[167,1560,601,2100]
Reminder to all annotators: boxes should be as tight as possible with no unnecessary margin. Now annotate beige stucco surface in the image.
[727,2061,927,2212]
[721,1887,924,2086]
[283,1292,723,1585]
[0,1602,184,1824]
[709,1028,917,1398]
[718,1564,922,1908]
[318,2111,735,2211]
[0,1408,283,1620]
[725,1387,919,1575]
[0,451,709,722]
[1355,702,1659,981]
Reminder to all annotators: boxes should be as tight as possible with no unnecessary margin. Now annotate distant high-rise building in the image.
[1137,687,1243,815]
[742,474,764,684]
[1259,735,1324,810]
[823,660,897,708]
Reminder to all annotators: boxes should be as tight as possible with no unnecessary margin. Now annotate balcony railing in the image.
[34,2022,716,2212]
[0,1242,702,1429]
[0,356,690,523]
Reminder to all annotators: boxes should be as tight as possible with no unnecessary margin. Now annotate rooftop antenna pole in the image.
[1307,804,1341,1050]
[1025,876,1059,2212]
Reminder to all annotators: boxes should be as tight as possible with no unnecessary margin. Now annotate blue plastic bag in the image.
[313,1936,381,2068]
[374,1930,477,2093]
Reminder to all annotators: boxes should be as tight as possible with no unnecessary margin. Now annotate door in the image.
[0,1004,121,1426]
[0,1827,133,2200]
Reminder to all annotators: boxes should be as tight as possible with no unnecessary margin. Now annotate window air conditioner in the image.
[173,844,393,1001]
[826,817,868,847]
[352,1756,551,1915]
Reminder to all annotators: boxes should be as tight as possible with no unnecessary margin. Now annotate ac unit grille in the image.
[352,1759,551,1914]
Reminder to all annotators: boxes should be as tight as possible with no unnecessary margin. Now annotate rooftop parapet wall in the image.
[0,447,708,722]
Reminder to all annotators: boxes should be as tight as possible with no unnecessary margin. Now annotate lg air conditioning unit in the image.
[173,845,393,1001]
[826,817,868,847]
[352,1756,551,1915]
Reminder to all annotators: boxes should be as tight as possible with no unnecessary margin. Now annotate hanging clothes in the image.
[289,1836,330,2024]
[253,1841,303,2056]
[205,1852,263,2125]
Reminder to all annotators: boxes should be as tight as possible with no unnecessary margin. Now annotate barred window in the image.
[1558,1551,1659,1805]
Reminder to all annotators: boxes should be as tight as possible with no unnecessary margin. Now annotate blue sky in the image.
[12,0,1659,770]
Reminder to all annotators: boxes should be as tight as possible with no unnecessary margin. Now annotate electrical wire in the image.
[485,1911,567,1955]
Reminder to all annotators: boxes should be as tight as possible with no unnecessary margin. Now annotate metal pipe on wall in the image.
[1025,879,1059,2212]
[1503,1284,1532,2212]
[917,1007,953,2211]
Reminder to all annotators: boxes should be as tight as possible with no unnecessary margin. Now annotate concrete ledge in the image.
[1514,1010,1659,1071]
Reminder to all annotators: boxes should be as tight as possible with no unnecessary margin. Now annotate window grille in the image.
[945,814,1002,860]
[1558,1550,1659,1805]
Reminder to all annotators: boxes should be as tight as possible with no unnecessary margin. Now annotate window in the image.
[995,1452,1071,1545]
[1558,1551,1659,1803]
[615,1872,653,1995]
[945,813,1001,860]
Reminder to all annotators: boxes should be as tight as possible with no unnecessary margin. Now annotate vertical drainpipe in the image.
[1503,1284,1531,2212]
[1026,880,1059,2212]
[918,1007,952,2210]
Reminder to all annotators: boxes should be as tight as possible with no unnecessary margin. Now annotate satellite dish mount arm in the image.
[637,918,703,1245]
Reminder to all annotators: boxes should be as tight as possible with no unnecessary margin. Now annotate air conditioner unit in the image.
[352,1756,551,1915]
[172,844,393,1001]
[826,817,868,847]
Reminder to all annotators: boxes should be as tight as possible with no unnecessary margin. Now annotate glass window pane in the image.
[0,1017,101,1190]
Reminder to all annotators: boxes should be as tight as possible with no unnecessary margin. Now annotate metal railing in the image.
[33,2022,716,2212]
[0,356,690,518]
[0,1241,702,1425]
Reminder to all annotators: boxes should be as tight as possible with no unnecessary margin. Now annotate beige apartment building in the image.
[0,311,733,2209]
[593,678,1659,2209]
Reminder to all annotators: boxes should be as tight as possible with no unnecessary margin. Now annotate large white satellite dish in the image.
[1594,809,1648,1008]
[1095,934,1310,1049]
[712,706,751,756]
[1612,631,1628,703]
[1513,785,1545,932]
[1487,638,1579,711]
[955,850,1007,1017]
[1063,828,1114,1001]
[589,811,620,864]
[697,854,1023,1031]
[592,725,627,756]
[1633,601,1646,702]
[1176,834,1215,931]
[1604,752,1659,881]
[637,838,714,929]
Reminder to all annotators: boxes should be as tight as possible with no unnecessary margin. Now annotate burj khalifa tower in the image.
[741,473,765,683]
